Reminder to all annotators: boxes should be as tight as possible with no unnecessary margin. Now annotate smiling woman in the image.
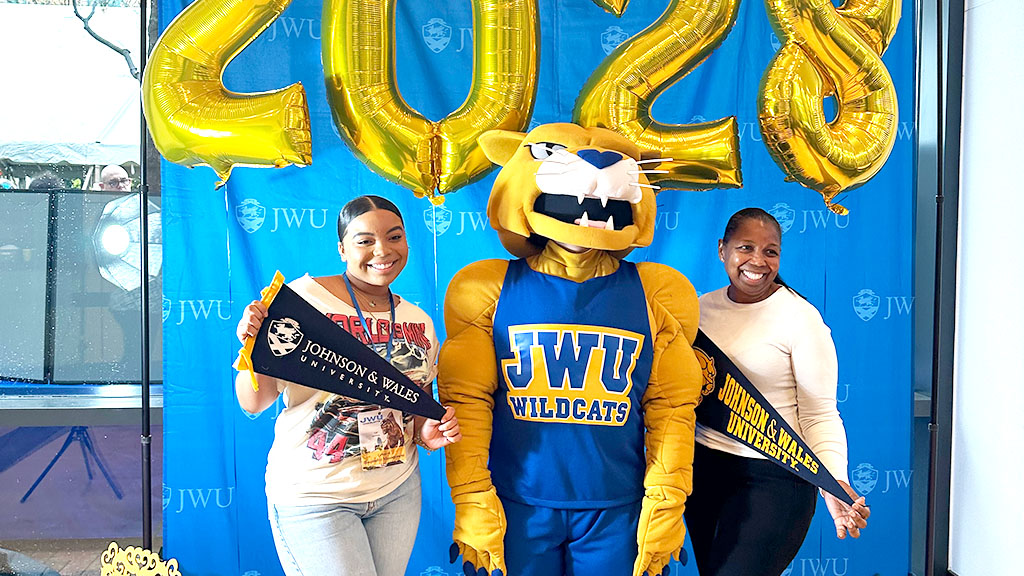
[684,207,870,576]
[717,207,783,304]
[233,194,461,576]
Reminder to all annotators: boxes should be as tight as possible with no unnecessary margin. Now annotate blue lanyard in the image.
[342,273,395,363]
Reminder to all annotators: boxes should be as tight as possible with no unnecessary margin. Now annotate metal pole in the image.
[139,0,153,551]
[43,190,59,384]
[925,0,965,573]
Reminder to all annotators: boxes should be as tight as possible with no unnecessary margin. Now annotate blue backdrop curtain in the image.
[159,1,916,575]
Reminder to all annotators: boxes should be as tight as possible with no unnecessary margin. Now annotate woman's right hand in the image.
[236,300,268,344]
[824,480,870,539]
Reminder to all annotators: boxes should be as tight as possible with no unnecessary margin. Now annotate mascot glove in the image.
[633,485,687,576]
[451,487,507,576]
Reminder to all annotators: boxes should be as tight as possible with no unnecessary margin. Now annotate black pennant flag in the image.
[693,330,854,505]
[237,272,446,420]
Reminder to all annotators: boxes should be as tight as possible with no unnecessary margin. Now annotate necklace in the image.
[343,273,396,362]
[346,277,385,309]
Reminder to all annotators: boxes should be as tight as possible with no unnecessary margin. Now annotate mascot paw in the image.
[450,541,504,576]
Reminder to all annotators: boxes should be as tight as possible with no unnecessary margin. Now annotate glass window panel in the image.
[0,191,49,381]
[51,190,162,384]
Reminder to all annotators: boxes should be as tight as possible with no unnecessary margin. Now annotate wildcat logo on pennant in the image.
[267,318,303,356]
[694,346,716,406]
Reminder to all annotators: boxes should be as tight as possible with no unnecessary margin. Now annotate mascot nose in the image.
[577,149,623,169]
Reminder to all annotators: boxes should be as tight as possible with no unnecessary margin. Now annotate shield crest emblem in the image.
[769,202,796,234]
[851,462,879,495]
[601,26,629,55]
[422,18,452,53]
[162,296,172,322]
[268,318,304,356]
[852,289,880,321]
[423,204,453,236]
[236,199,266,233]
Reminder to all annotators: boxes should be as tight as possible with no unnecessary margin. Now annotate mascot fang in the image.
[439,123,702,576]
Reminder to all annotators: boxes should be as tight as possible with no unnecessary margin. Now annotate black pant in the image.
[684,443,817,576]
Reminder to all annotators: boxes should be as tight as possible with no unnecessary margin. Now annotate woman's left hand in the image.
[823,480,870,539]
[419,406,462,450]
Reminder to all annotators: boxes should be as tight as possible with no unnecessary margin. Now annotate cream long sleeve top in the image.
[696,286,850,483]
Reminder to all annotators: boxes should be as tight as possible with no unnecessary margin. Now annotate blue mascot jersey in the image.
[491,259,654,508]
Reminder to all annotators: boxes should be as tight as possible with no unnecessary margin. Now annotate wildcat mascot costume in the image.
[438,123,702,576]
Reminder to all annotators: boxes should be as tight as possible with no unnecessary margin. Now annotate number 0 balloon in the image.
[322,0,539,202]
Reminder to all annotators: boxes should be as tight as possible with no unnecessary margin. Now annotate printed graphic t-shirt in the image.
[264,274,439,505]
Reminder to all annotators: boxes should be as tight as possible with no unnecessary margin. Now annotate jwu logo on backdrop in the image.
[768,202,850,235]
[235,198,330,234]
[781,557,850,576]
[162,297,232,325]
[264,16,321,42]
[422,18,452,52]
[850,462,913,495]
[421,18,473,53]
[424,205,678,236]
[852,289,914,321]
[601,26,630,55]
[162,484,235,513]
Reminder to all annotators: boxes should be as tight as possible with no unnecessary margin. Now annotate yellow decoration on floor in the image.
[100,542,179,576]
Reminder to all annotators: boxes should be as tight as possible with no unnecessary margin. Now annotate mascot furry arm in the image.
[438,124,702,576]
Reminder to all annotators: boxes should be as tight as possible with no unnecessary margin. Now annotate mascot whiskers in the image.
[438,123,702,576]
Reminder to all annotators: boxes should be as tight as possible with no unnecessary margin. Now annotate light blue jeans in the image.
[269,468,421,576]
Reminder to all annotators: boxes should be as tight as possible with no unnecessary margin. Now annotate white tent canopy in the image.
[0,3,141,166]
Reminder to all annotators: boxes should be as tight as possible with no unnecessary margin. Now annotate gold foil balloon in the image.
[758,0,900,214]
[573,0,743,190]
[323,0,539,203]
[142,0,312,184]
[591,0,630,16]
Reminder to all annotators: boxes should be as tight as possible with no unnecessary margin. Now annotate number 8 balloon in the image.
[758,0,901,215]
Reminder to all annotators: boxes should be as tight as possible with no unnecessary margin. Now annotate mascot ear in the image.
[479,130,527,166]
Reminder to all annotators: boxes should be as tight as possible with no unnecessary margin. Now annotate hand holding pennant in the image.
[236,272,446,420]
[692,330,855,506]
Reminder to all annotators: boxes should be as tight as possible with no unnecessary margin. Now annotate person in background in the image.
[98,165,131,191]
[235,194,461,576]
[28,171,63,190]
[684,207,870,576]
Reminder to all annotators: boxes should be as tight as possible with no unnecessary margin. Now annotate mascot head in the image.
[479,123,659,258]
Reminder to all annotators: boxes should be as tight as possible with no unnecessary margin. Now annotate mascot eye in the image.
[528,142,567,160]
